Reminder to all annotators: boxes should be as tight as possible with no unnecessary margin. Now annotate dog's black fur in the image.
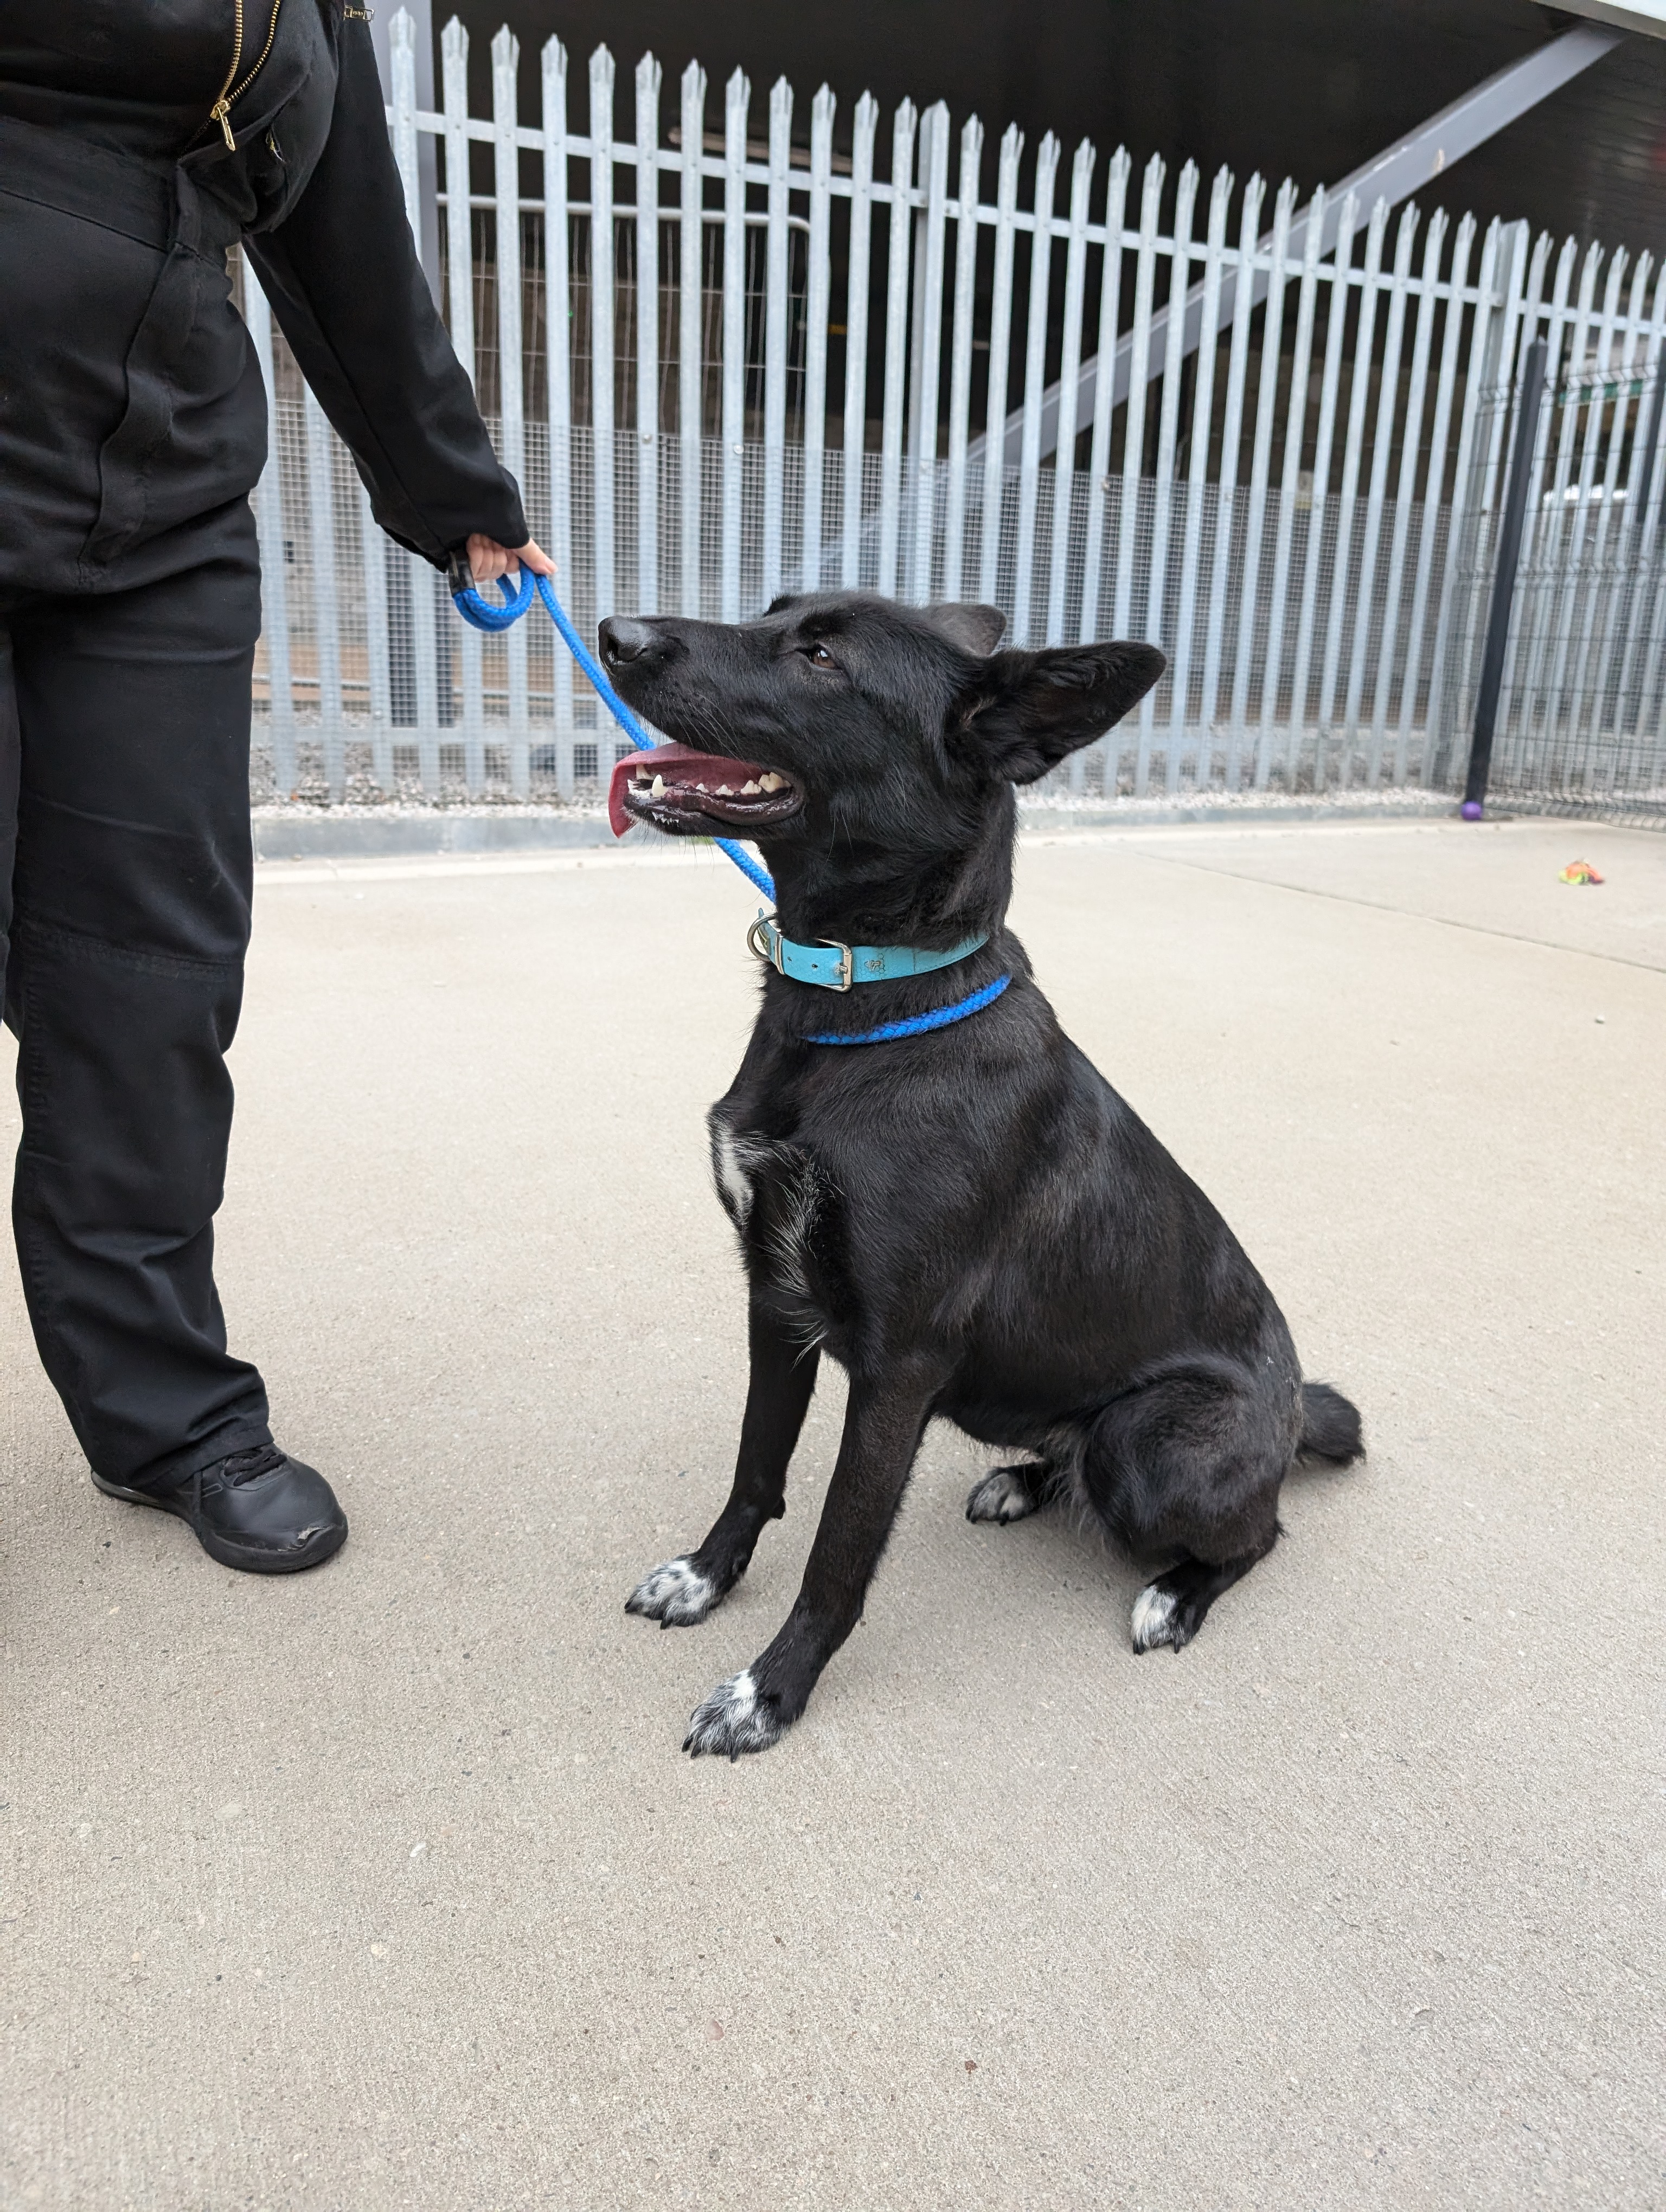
[602,592,1363,1758]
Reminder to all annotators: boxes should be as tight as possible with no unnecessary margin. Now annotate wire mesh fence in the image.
[246,11,1666,816]
[1438,359,1666,816]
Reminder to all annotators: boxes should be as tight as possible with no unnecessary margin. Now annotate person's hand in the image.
[466,533,557,585]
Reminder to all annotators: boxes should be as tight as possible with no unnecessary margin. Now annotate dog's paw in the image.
[965,1464,1042,1524]
[683,1669,785,1759]
[625,1557,719,1628]
[1130,1580,1190,1654]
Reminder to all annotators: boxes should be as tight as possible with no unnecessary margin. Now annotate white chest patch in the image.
[711,1122,757,1227]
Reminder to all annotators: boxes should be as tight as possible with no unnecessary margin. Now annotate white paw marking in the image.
[1130,1583,1180,1653]
[965,1467,1040,1523]
[625,1557,717,1626]
[683,1668,784,1759]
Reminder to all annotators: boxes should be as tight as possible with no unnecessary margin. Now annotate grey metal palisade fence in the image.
[242,10,1666,813]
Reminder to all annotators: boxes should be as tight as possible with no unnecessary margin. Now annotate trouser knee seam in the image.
[12,915,244,982]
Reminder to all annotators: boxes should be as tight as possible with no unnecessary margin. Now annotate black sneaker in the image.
[93,1445,348,1574]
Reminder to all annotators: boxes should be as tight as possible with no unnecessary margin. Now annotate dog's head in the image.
[599,594,1164,930]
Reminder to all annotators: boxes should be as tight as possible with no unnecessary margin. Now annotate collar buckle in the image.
[820,937,854,992]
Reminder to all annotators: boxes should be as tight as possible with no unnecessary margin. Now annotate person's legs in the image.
[3,510,278,1497]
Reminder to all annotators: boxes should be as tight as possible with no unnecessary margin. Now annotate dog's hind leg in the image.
[1079,1363,1290,1656]
[626,1303,819,1629]
[965,1458,1054,1524]
[1129,1526,1279,1654]
[683,1358,944,1757]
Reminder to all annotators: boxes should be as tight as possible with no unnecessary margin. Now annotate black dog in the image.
[600,593,1362,1758]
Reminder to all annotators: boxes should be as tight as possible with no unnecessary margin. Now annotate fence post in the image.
[1075,147,1130,658]
[1463,335,1546,816]
[876,100,918,600]
[360,485,393,789]
[1364,207,1447,789]
[1140,159,1198,792]
[242,273,297,799]
[443,18,483,796]
[494,27,530,796]
[907,102,951,605]
[977,126,1023,607]
[1422,218,1525,790]
[1252,179,1324,792]
[590,46,619,659]
[761,76,793,606]
[799,85,836,591]
[1011,133,1060,644]
[386,11,426,786]
[636,54,663,618]
[303,384,345,800]
[941,115,985,605]
[720,68,750,622]
[1044,140,1095,647]
[841,96,879,589]
[1167,164,1233,792]
[542,36,575,793]
[1392,210,1475,786]
[677,62,706,619]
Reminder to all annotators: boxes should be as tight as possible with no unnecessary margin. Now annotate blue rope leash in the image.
[805,973,1011,1046]
[452,570,775,900]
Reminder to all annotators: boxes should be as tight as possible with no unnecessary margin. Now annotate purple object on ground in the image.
[1460,800,1484,820]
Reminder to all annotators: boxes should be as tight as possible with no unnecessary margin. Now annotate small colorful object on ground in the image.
[1559,859,1604,885]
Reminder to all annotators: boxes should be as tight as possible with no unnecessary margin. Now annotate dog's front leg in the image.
[683,1359,942,1758]
[626,1298,820,1628]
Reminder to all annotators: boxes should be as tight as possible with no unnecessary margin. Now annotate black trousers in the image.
[0,501,273,1491]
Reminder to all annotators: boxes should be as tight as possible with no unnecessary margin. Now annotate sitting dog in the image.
[599,594,1362,1759]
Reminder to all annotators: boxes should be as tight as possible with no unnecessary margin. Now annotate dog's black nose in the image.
[598,615,658,668]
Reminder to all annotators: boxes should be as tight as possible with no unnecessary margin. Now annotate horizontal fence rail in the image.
[246,12,1666,814]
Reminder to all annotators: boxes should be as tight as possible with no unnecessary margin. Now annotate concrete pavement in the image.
[2,816,1662,2209]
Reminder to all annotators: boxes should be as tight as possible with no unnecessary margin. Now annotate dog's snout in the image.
[598,615,661,670]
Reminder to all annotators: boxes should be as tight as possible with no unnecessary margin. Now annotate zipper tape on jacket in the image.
[208,0,283,151]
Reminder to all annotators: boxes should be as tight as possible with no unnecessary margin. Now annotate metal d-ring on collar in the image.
[745,912,988,994]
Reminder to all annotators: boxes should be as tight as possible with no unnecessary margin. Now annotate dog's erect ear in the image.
[951,639,1166,783]
[917,601,1008,656]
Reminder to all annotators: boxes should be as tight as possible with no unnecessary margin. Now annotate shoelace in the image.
[211,1444,287,1487]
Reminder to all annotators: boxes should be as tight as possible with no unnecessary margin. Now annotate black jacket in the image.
[0,0,526,590]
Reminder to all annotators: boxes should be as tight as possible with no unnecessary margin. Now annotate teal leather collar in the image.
[746,913,988,993]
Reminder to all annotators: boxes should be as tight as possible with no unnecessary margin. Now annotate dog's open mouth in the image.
[608,743,803,838]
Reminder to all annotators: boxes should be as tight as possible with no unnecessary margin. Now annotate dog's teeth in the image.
[715,783,733,796]
[759,771,785,792]
[740,780,760,795]
[696,782,709,792]
[650,774,665,797]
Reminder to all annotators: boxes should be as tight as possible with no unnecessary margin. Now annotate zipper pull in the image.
[211,99,235,151]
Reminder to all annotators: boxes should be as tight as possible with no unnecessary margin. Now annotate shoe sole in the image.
[91,1471,349,1575]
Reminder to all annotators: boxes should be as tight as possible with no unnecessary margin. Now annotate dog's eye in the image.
[805,641,837,670]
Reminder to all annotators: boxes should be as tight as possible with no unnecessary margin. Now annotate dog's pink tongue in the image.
[607,742,767,835]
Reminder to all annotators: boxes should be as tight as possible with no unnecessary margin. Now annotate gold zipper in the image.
[208,0,283,151]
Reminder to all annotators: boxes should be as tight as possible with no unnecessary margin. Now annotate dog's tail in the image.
[1298,1381,1364,1465]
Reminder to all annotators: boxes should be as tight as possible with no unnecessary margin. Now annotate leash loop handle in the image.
[448,566,776,902]
[451,567,536,632]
